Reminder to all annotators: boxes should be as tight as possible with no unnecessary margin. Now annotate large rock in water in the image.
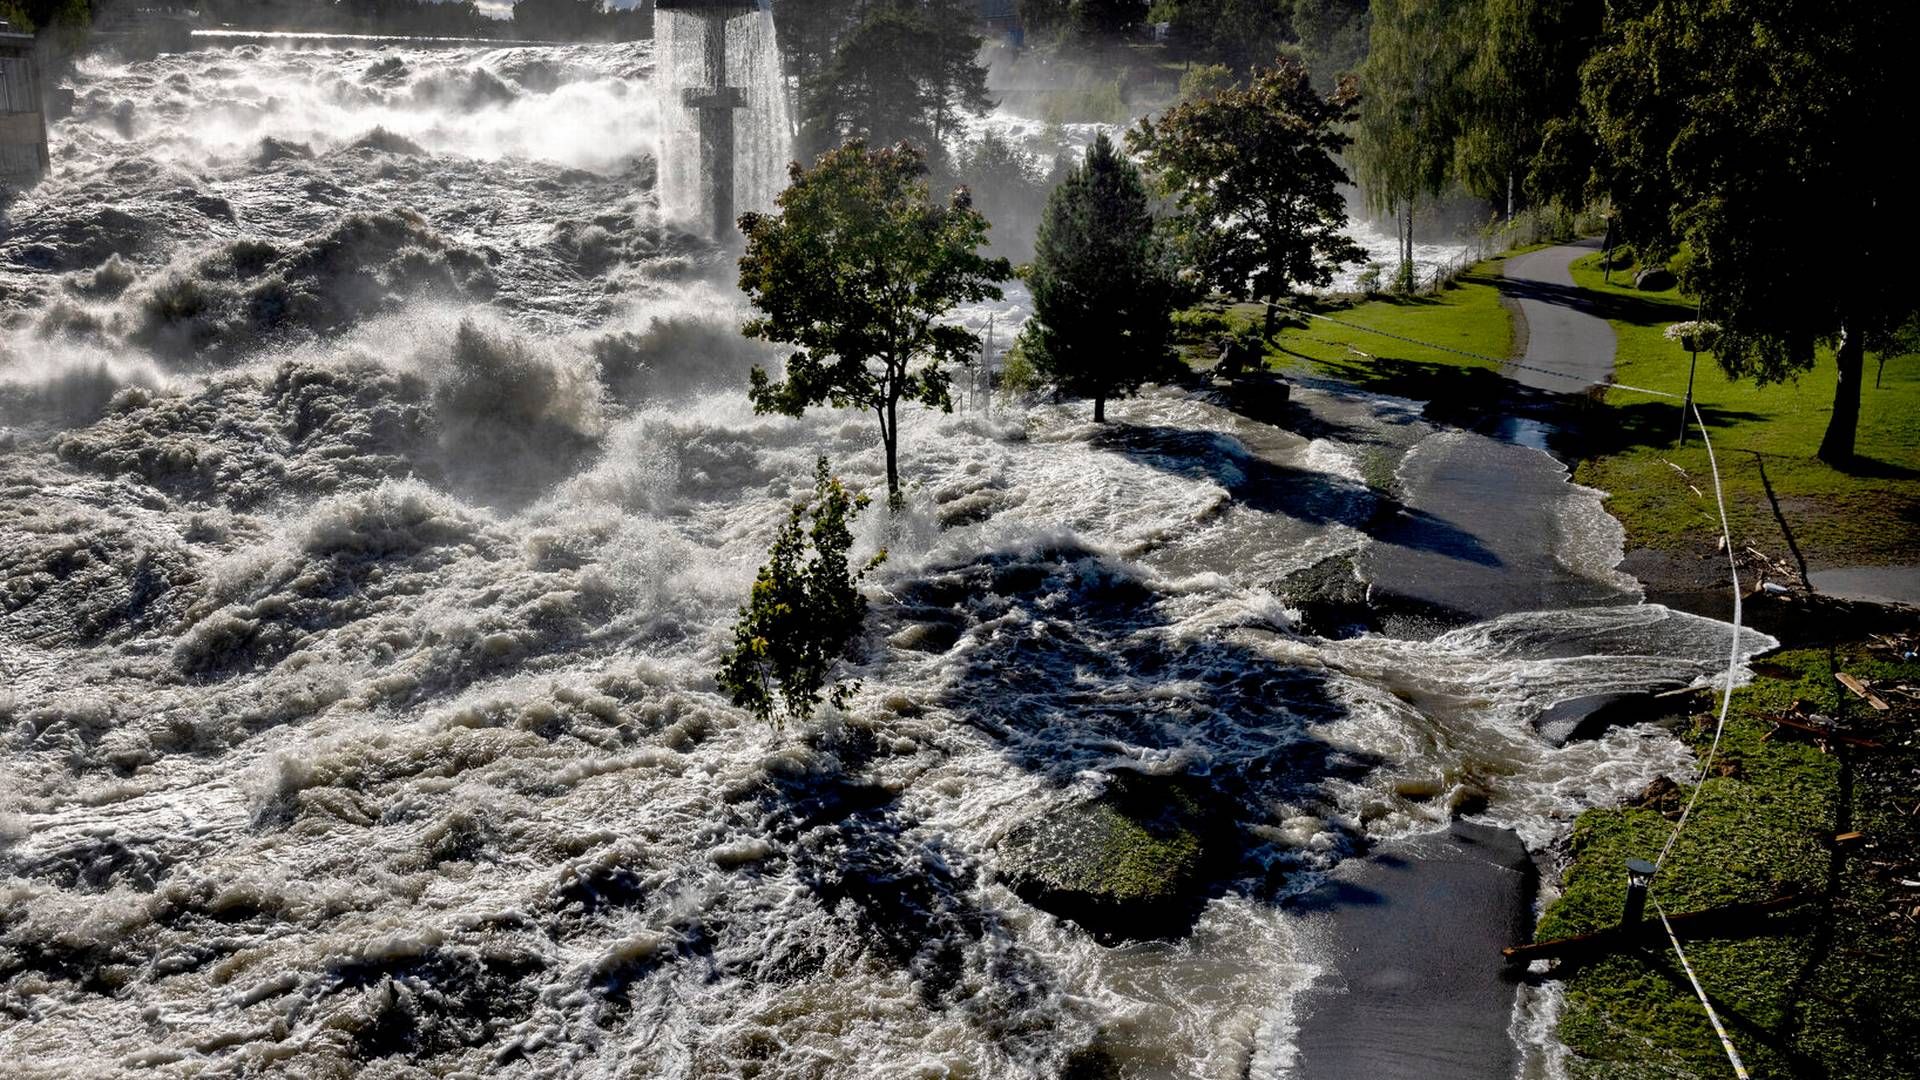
[996,772,1227,941]
[1533,685,1705,746]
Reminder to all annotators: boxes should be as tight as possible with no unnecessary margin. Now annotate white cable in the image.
[1654,897,1753,1079]
[1273,305,1686,401]
[1655,399,1744,869]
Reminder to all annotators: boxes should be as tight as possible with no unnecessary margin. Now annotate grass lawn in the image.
[1565,254,1920,567]
[1537,645,1920,1079]
[1263,257,1516,387]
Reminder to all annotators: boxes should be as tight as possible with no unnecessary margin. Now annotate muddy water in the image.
[1,39,1763,1079]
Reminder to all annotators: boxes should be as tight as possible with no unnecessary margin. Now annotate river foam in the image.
[0,37,1767,1079]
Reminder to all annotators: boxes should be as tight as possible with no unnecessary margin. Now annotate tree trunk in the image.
[1094,392,1106,423]
[1818,328,1864,465]
[884,395,901,500]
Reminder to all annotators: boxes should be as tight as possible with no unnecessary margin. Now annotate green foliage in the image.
[796,0,994,159]
[1287,0,1370,87]
[0,0,87,44]
[1041,76,1130,126]
[1148,0,1292,71]
[1581,0,1920,462]
[1023,133,1174,422]
[1453,0,1599,210]
[1354,262,1383,296]
[1168,307,1238,341]
[1352,0,1476,277]
[717,458,885,730]
[1129,56,1363,323]
[998,341,1039,399]
[1176,62,1234,103]
[738,141,1012,498]
[949,131,1052,261]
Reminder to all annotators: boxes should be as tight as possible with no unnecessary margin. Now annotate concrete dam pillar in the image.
[0,20,50,193]
[657,0,756,241]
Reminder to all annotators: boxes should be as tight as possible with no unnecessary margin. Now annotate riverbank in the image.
[1182,244,1920,1075]
[1533,637,1920,1079]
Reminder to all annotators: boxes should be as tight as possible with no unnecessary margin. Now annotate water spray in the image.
[657,0,756,241]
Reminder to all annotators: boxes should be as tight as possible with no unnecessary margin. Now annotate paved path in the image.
[1501,238,1616,394]
[1809,566,1920,608]
[1293,823,1538,1080]
[1353,239,1640,626]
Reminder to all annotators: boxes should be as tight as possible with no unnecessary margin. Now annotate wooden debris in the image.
[1504,892,1813,966]
[1835,672,1891,711]
[1831,831,1867,849]
[1767,712,1885,750]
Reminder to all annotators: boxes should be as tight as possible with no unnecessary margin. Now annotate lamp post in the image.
[1670,310,1715,448]
[1622,857,1658,928]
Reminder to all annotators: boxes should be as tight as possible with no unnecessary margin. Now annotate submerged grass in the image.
[1565,254,1920,566]
[1538,646,1920,1079]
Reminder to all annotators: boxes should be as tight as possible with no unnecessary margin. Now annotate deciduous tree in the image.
[717,458,885,730]
[1582,0,1920,463]
[738,141,1012,500]
[1129,56,1362,336]
[1351,0,1476,286]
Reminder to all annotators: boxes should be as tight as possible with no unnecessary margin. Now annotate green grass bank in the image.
[1535,645,1920,1079]
[1565,253,1920,568]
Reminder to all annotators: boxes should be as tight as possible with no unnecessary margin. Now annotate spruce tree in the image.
[1022,132,1172,423]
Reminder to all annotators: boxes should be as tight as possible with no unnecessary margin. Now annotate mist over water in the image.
[0,36,1763,1079]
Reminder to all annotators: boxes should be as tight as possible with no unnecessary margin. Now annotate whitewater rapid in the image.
[1,39,1762,1079]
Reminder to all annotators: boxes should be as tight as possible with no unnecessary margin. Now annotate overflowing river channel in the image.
[0,37,1766,1078]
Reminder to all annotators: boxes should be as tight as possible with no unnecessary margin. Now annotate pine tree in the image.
[1022,133,1172,423]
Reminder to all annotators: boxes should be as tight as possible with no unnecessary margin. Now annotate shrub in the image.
[998,341,1039,399]
[1355,262,1384,296]
[716,458,886,730]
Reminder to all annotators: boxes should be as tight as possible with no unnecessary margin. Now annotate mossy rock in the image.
[996,772,1229,941]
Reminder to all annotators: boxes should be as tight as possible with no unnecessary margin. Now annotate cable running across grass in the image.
[1655,897,1753,1079]
[1272,304,1685,401]
[1298,305,1756,1076]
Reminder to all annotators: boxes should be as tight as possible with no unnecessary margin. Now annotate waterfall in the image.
[654,4,792,237]
[733,6,793,221]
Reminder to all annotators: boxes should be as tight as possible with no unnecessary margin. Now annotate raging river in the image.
[0,31,1766,1079]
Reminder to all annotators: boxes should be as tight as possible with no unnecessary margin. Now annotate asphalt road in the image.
[1501,238,1616,395]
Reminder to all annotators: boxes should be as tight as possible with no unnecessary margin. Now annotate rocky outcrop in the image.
[995,772,1232,941]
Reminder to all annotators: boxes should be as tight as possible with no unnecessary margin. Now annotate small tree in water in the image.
[717,458,887,730]
[739,141,1012,504]
[1021,132,1175,422]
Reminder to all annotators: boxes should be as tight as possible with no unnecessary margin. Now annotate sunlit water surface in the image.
[0,38,1757,1078]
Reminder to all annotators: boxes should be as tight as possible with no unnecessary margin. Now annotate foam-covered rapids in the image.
[1,39,1765,1079]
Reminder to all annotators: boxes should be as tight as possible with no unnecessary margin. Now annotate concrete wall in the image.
[0,32,48,192]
